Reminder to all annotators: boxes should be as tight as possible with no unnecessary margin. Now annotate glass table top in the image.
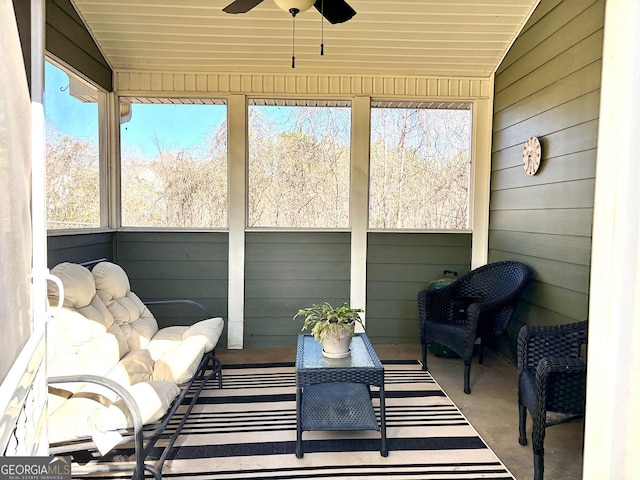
[298,334,379,370]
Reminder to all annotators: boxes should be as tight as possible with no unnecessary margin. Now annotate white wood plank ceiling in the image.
[71,0,539,78]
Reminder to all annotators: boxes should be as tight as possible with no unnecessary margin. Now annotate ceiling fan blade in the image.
[314,0,356,24]
[223,0,265,14]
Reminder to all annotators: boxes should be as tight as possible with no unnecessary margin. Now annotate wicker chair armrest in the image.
[535,356,587,414]
[536,356,586,378]
[517,321,588,372]
[418,284,459,301]
[423,284,519,325]
[529,356,586,454]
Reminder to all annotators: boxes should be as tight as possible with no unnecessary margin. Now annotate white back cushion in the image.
[92,262,159,350]
[49,262,129,358]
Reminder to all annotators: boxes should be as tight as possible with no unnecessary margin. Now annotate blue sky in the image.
[44,61,98,141]
[44,61,225,158]
[121,103,225,158]
[44,61,354,159]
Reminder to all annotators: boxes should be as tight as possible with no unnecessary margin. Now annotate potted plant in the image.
[293,302,364,358]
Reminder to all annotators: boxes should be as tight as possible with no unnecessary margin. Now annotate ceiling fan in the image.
[222,0,356,24]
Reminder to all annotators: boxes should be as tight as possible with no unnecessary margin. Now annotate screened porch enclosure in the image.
[41,0,596,406]
[5,0,640,477]
[45,38,484,351]
[41,0,598,359]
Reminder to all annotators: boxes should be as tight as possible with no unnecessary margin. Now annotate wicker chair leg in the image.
[478,339,484,365]
[421,344,428,371]
[464,362,471,394]
[518,404,528,445]
[534,451,544,480]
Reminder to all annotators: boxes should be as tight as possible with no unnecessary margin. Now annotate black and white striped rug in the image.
[157,361,514,480]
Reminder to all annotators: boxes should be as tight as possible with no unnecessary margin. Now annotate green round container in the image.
[426,269,458,290]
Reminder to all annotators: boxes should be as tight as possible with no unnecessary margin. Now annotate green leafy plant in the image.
[293,302,364,342]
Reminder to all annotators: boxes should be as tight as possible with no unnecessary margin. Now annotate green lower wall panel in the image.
[366,232,472,345]
[47,232,115,268]
[115,231,229,347]
[47,230,475,350]
[244,231,351,349]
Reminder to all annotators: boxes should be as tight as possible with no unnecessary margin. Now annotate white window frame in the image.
[116,96,229,231]
[246,98,353,231]
[367,100,474,233]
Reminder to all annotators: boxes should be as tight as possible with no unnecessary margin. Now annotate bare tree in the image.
[369,108,471,229]
[248,106,350,228]
[121,121,228,228]
[46,128,99,229]
[47,105,470,232]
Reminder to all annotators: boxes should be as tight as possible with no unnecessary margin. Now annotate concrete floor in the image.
[217,342,584,480]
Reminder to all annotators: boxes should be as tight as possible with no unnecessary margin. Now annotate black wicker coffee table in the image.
[295,333,387,458]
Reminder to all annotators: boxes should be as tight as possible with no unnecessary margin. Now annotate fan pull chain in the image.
[290,8,299,68]
[320,0,324,55]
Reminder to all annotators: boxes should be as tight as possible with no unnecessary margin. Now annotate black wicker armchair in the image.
[517,320,588,480]
[417,261,531,394]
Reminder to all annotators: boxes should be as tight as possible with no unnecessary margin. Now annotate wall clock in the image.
[522,136,541,176]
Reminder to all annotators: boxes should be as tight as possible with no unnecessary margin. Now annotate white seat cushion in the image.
[89,380,180,431]
[107,349,156,386]
[46,261,193,453]
[151,337,206,384]
[183,317,224,353]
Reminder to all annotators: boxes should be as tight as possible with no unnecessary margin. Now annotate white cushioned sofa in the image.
[46,261,224,479]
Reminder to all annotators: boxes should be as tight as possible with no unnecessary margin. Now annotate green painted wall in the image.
[366,232,472,345]
[490,0,604,355]
[47,232,115,268]
[48,231,470,349]
[115,232,229,346]
[244,232,351,348]
[46,0,112,91]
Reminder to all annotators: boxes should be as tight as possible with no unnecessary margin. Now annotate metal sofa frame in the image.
[49,349,220,479]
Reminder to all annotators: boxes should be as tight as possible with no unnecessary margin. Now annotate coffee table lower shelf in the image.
[296,382,385,458]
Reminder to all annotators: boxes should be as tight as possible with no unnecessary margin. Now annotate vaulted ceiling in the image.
[70,0,539,78]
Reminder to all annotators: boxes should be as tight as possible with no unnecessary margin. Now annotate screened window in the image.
[248,100,351,228]
[369,103,472,229]
[120,99,228,228]
[44,60,101,229]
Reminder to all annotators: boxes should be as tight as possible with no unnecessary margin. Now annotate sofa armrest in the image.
[144,299,212,318]
[48,374,145,476]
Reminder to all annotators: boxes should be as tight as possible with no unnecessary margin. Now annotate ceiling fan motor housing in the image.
[274,0,315,14]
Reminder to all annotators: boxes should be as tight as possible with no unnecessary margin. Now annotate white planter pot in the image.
[321,323,354,358]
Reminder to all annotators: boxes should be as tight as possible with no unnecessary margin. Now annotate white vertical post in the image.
[98,91,109,228]
[105,92,122,229]
[227,95,247,349]
[583,1,640,477]
[350,96,370,326]
[30,0,48,455]
[30,0,47,327]
[470,79,494,269]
